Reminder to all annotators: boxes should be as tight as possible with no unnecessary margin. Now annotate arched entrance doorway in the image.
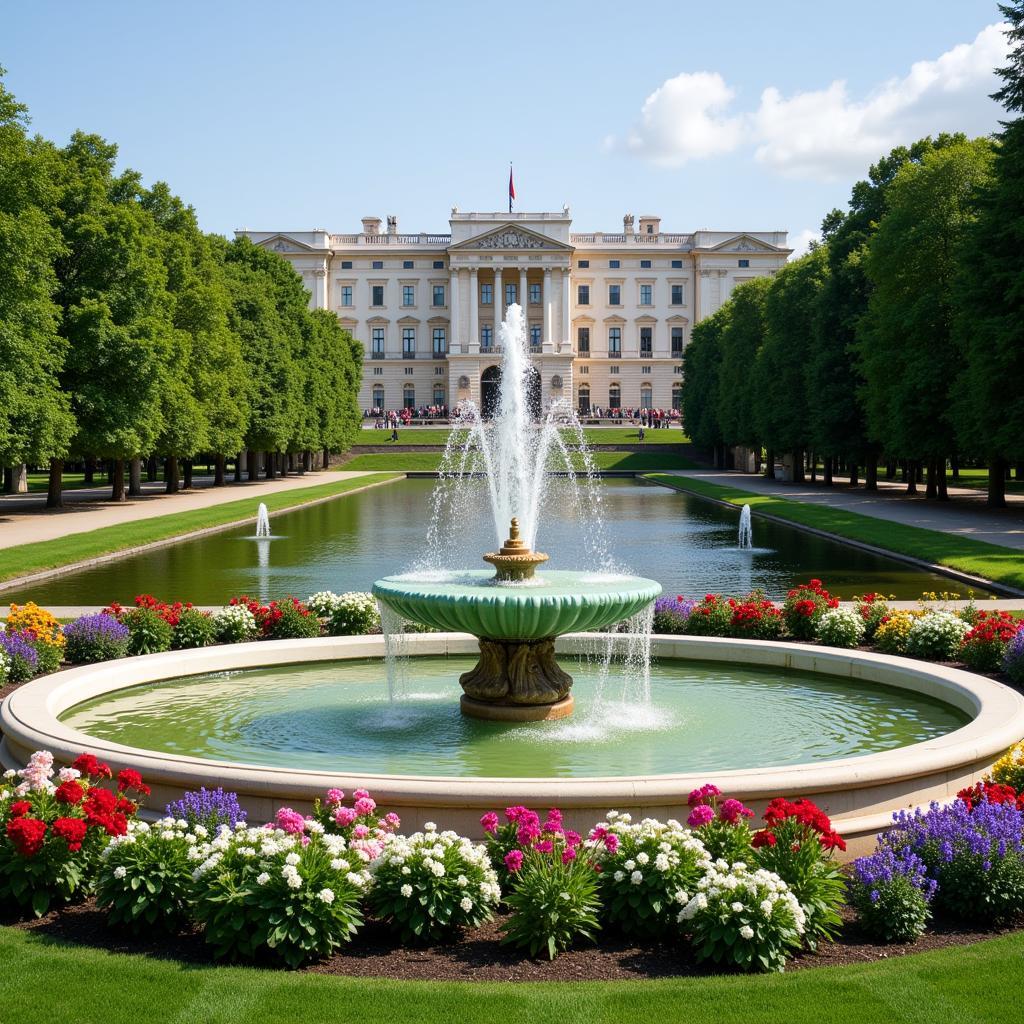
[480,365,543,419]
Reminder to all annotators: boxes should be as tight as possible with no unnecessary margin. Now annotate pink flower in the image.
[545,808,563,828]
[589,825,608,841]
[480,811,499,834]
[354,797,376,816]
[504,849,524,873]
[719,798,754,824]
[353,788,370,800]
[505,805,529,822]
[326,788,345,806]
[274,807,307,834]
[333,806,358,827]
[563,830,581,848]
[353,824,370,839]
[604,833,620,853]
[516,824,540,847]
[561,848,577,864]
[687,783,721,807]
[383,811,401,830]
[687,804,716,828]
[534,839,554,854]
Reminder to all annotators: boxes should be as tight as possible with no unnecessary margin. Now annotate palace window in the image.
[371,284,385,306]
[578,385,591,414]
[403,384,415,409]
[402,285,415,307]
[672,382,683,411]
[341,260,353,269]
[577,284,590,305]
[609,383,621,408]
[641,365,652,374]
[529,324,542,350]
[404,366,414,375]
[671,259,682,269]
[371,327,385,357]
[402,327,416,358]
[579,363,589,374]
[577,326,590,354]
[609,364,619,374]
[372,260,383,270]
[481,283,493,305]
[640,384,653,410]
[432,284,445,307]
[372,385,384,407]
[608,284,621,306]
[639,284,652,306]
[403,260,414,269]
[578,259,590,268]
[640,259,651,269]
[340,285,353,306]
[433,384,446,405]
[372,366,383,376]
[609,259,620,269]
[738,259,750,268]
[432,327,447,357]
[608,327,621,357]
[433,260,445,269]
[434,365,444,375]
[529,282,541,304]
[671,326,684,357]
[670,284,684,305]
[674,364,683,374]
[505,283,517,306]
[640,327,652,355]
[481,324,493,350]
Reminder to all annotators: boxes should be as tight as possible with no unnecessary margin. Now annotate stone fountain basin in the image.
[372,569,662,639]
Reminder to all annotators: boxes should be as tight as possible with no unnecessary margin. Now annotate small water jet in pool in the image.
[255,502,272,539]
[738,504,753,551]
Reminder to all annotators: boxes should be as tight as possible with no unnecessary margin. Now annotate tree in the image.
[0,71,74,499]
[955,3,1024,507]
[681,305,729,462]
[859,138,993,500]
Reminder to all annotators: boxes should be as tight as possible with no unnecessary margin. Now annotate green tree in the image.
[682,305,729,462]
[859,138,994,500]
[955,3,1024,507]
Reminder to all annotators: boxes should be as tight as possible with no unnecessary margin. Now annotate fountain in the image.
[255,503,272,539]
[372,305,661,721]
[738,504,753,550]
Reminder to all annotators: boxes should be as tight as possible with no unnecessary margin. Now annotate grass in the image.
[646,473,1024,592]
[945,467,1024,496]
[0,924,1020,1024]
[0,473,400,585]
[354,427,689,447]
[341,452,700,472]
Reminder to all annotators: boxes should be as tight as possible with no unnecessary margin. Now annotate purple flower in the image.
[64,613,129,643]
[166,787,247,830]
[0,630,39,680]
[1004,628,1024,682]
[852,846,937,903]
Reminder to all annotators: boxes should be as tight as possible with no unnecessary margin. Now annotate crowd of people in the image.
[362,404,683,429]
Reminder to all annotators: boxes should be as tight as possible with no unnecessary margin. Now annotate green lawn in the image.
[647,473,1024,592]
[0,924,1019,1024]
[0,474,400,585]
[342,452,700,472]
[946,467,1024,495]
[354,427,689,447]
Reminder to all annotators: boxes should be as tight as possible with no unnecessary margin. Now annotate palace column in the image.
[449,268,461,353]
[469,268,480,353]
[560,267,571,353]
[543,267,554,353]
[493,266,503,346]
[519,267,527,314]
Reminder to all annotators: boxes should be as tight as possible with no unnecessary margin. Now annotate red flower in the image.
[6,817,47,857]
[115,796,138,815]
[116,768,150,796]
[751,830,777,848]
[8,800,33,818]
[55,780,85,805]
[52,817,88,852]
[71,753,112,779]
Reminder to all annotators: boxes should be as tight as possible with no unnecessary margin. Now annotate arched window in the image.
[672,382,683,412]
[403,383,415,410]
[433,383,445,406]
[609,383,621,409]
[577,384,590,414]
[372,385,384,409]
[640,384,653,410]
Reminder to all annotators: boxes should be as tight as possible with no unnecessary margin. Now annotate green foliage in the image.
[171,607,215,649]
[815,607,865,649]
[122,607,173,655]
[681,306,728,450]
[848,873,930,944]
[263,601,321,641]
[716,278,771,448]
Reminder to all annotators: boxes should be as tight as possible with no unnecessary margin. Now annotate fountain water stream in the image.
[738,504,753,551]
[255,503,272,539]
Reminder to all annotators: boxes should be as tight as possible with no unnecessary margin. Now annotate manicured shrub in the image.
[726,592,783,640]
[211,605,258,644]
[191,824,368,967]
[853,593,891,640]
[63,614,130,664]
[587,812,710,936]
[172,607,215,649]
[681,594,733,637]
[369,823,500,943]
[874,610,920,655]
[122,607,173,655]
[904,611,970,661]
[500,830,601,959]
[1002,626,1024,684]
[848,846,934,943]
[815,607,865,649]
[230,596,320,640]
[96,818,197,934]
[960,612,1021,673]
[165,787,247,832]
[750,798,846,949]
[884,800,1024,925]
[992,740,1024,792]
[6,603,64,674]
[781,579,839,641]
[311,787,400,861]
[677,860,806,973]
[685,784,754,864]
[0,751,145,916]
[481,805,568,891]
[0,631,39,682]
[652,596,695,634]
[307,591,381,635]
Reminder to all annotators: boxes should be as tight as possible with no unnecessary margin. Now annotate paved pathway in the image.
[668,469,1024,552]
[0,471,383,549]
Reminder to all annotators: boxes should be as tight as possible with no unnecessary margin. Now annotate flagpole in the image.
[509,162,512,214]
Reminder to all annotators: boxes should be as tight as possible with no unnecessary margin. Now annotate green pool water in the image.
[60,657,968,778]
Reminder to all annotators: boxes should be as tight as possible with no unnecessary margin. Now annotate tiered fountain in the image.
[372,305,661,720]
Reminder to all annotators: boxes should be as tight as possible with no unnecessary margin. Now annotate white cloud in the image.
[788,228,819,259]
[607,71,743,166]
[611,23,1008,181]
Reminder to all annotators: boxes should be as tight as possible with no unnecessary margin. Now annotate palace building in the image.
[237,210,790,416]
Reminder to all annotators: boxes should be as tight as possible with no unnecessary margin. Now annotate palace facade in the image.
[237,210,790,415]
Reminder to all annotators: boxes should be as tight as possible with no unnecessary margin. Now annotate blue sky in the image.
[3,0,1009,252]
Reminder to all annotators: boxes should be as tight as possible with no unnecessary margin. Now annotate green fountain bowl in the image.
[372,569,662,640]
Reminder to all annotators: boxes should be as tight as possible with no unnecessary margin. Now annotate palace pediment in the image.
[449,223,573,253]
[258,234,322,254]
[698,234,785,254]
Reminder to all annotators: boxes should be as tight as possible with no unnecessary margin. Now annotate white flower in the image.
[424,822,437,831]
[739,925,754,940]
[636,852,649,866]
[731,901,744,913]
[285,852,300,866]
[457,874,468,887]
[760,899,773,916]
[113,866,127,880]
[613,870,625,882]
[400,883,413,898]
[630,870,643,885]
[431,862,445,877]
[624,859,636,871]
[654,853,670,872]
[318,888,335,904]
[401,865,411,875]
[330,858,349,872]
[459,896,473,912]
[256,872,271,885]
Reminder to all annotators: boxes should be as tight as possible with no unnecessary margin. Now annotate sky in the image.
[3,1,1011,255]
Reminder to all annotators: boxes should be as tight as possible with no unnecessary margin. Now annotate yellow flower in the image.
[5,602,64,649]
[991,741,1024,791]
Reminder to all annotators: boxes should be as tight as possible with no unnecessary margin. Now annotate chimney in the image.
[361,216,381,236]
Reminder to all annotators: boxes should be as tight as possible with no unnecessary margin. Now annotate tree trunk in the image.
[166,456,179,494]
[2,467,12,494]
[926,459,938,500]
[287,452,295,473]
[265,451,275,480]
[906,460,918,495]
[128,458,142,497]
[823,457,833,487]
[214,454,226,486]
[937,464,949,501]
[849,461,858,487]
[83,457,95,485]
[235,451,245,483]
[988,456,1007,508]
[111,459,126,503]
[793,449,805,483]
[147,455,158,482]
[764,449,775,480]
[1016,461,1024,481]
[322,448,330,470]
[885,460,896,480]
[247,450,259,482]
[865,459,878,492]
[302,450,311,474]
[809,452,817,483]
[183,460,193,490]
[46,458,64,508]
[951,454,959,481]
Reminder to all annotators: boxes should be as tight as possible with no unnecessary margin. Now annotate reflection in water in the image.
[60,656,968,779]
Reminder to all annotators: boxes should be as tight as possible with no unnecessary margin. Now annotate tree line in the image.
[682,4,1024,509]
[0,72,362,505]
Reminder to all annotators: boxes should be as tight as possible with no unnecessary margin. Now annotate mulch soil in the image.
[5,899,1019,982]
